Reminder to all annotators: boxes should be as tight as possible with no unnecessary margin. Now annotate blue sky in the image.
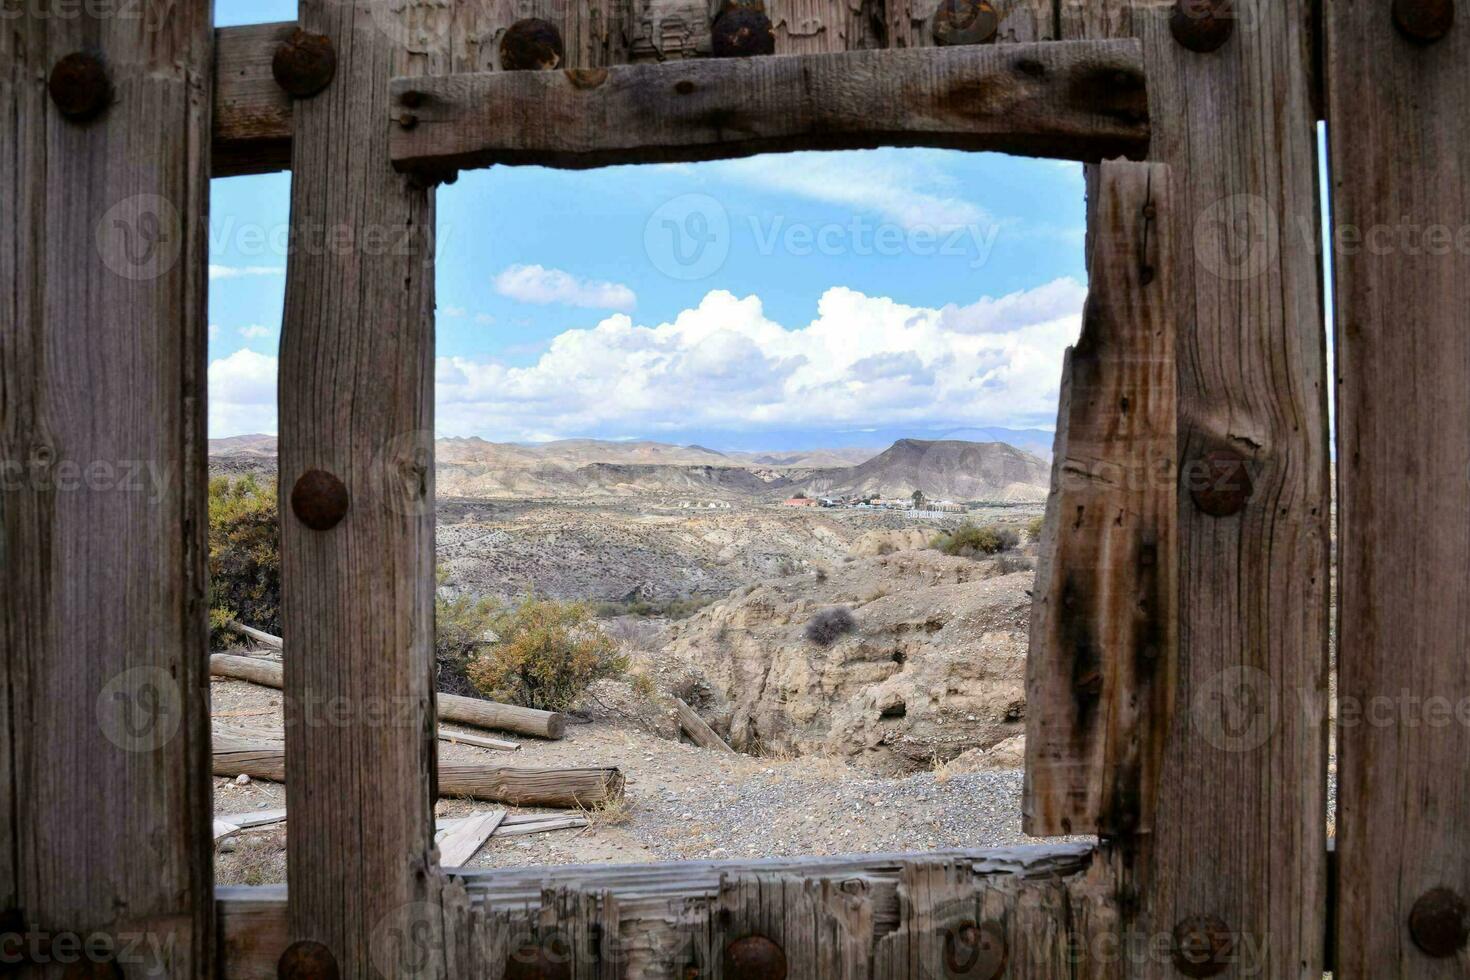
[212,2,1342,454]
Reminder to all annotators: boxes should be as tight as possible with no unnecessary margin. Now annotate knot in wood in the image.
[1171,915,1233,977]
[290,469,350,531]
[1394,0,1455,42]
[1169,0,1235,53]
[932,0,999,46]
[272,29,337,99]
[1410,887,1469,957]
[711,9,776,57]
[48,52,112,122]
[277,940,339,980]
[500,19,565,71]
[723,934,787,979]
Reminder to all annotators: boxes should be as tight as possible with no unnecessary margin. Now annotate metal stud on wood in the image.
[1393,0,1455,42]
[1409,888,1469,958]
[499,19,565,70]
[48,52,111,121]
[290,469,350,531]
[277,940,340,980]
[1170,0,1235,53]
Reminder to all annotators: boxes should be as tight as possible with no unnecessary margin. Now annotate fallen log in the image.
[212,737,622,808]
[226,620,282,649]
[209,653,565,739]
[673,697,734,754]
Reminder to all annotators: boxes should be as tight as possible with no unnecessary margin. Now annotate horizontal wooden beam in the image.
[388,40,1148,173]
[213,22,295,178]
[217,844,1108,979]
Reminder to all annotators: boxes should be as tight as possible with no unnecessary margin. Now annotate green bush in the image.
[435,580,500,697]
[465,597,628,711]
[1025,515,1046,542]
[208,475,281,648]
[930,522,1019,558]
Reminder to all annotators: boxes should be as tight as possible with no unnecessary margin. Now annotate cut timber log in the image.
[209,653,565,739]
[212,738,622,808]
[673,697,734,754]
[388,40,1149,173]
[226,620,282,649]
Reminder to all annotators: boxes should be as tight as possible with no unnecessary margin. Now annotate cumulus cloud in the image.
[239,324,275,339]
[209,348,277,438]
[209,264,284,280]
[493,264,637,311]
[435,279,1083,441]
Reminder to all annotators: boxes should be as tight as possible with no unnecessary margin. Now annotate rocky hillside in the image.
[796,438,1050,503]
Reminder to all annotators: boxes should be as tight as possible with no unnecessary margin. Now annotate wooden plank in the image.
[0,0,215,973]
[437,810,505,866]
[212,21,295,178]
[227,620,284,649]
[215,844,1110,979]
[1058,2,1330,976]
[211,652,565,738]
[673,696,735,754]
[388,40,1149,174]
[1325,4,1470,973]
[1024,159,1176,837]
[276,0,450,974]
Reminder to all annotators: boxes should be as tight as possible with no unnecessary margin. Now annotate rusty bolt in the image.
[1410,887,1469,958]
[1170,0,1235,53]
[1171,915,1233,978]
[278,940,339,980]
[932,0,999,46]
[500,19,565,71]
[290,469,350,531]
[711,9,776,57]
[48,52,112,122]
[943,920,1007,979]
[272,29,337,99]
[504,942,572,980]
[723,934,787,980]
[1187,449,1253,518]
[1394,0,1455,42]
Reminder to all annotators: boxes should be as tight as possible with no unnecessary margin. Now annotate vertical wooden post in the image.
[278,0,444,976]
[1059,2,1330,976]
[1,0,215,974]
[1326,1,1470,973]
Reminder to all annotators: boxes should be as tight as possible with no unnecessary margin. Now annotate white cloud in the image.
[209,264,284,281]
[209,348,277,438]
[493,264,637,311]
[475,313,496,325]
[434,280,1084,441]
[442,305,467,318]
[239,324,275,339]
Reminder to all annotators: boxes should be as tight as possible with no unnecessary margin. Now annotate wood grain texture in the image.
[389,40,1148,173]
[1024,159,1176,838]
[1326,1,1470,972]
[1059,2,1330,976]
[0,0,215,972]
[212,21,295,178]
[277,0,443,974]
[215,844,1113,979]
[884,0,1054,50]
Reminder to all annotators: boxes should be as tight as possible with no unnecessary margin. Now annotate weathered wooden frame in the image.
[4,0,1357,976]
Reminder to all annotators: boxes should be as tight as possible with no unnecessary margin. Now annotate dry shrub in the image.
[931,522,1019,558]
[466,597,629,711]
[805,607,857,647]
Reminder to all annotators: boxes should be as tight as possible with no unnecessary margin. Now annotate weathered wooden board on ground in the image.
[1057,2,1330,976]
[210,652,562,738]
[0,0,215,973]
[437,809,506,866]
[674,697,735,753]
[1326,1,1470,972]
[1025,159,1176,837]
[389,40,1148,173]
[215,845,1115,979]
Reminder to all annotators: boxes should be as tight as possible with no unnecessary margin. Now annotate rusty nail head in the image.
[49,52,112,122]
[932,0,1000,46]
[1394,0,1455,42]
[1410,887,1469,957]
[500,18,565,71]
[278,940,339,980]
[272,29,337,99]
[1172,915,1233,978]
[943,920,1007,979]
[1188,449,1253,517]
[291,469,350,531]
[723,934,787,980]
[504,943,572,980]
[711,8,776,57]
[1170,0,1235,53]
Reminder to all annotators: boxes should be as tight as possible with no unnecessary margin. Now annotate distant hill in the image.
[208,436,1048,502]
